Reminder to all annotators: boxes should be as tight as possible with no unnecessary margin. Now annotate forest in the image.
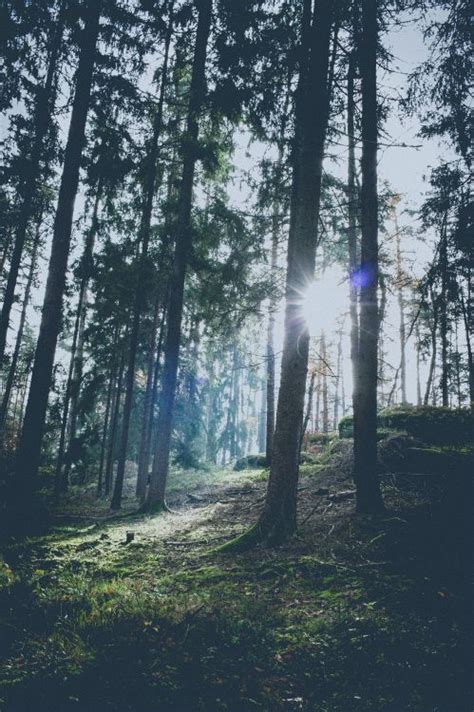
[0,0,472,710]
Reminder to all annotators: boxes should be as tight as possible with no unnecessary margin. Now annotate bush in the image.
[338,407,474,446]
[233,454,268,471]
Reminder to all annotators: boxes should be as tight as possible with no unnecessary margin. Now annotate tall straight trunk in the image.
[347,50,360,418]
[0,214,42,437]
[136,299,165,500]
[321,332,329,433]
[104,344,126,496]
[300,370,315,450]
[315,373,321,432]
[145,0,212,511]
[66,187,102,460]
[333,327,343,429]
[0,4,64,368]
[15,1,101,503]
[111,9,173,510]
[415,323,422,406]
[454,322,462,407]
[265,217,278,463]
[252,0,335,545]
[353,0,384,513]
[258,374,267,454]
[459,278,474,407]
[393,201,407,404]
[97,354,117,497]
[424,287,438,406]
[439,224,449,406]
[56,187,102,495]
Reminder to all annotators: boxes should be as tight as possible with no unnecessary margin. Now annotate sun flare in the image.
[301,269,348,336]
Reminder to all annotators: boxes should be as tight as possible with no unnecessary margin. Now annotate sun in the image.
[301,269,348,335]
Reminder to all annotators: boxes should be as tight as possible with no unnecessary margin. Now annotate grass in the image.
[0,454,471,711]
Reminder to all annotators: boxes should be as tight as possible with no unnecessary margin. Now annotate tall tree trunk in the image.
[300,370,315,450]
[136,299,166,500]
[321,331,329,433]
[347,49,360,423]
[111,8,173,510]
[56,187,102,495]
[0,3,64,368]
[393,198,407,404]
[415,323,422,407]
[14,1,101,506]
[97,349,118,497]
[144,0,212,511]
[249,0,335,545]
[439,223,449,406]
[265,216,278,464]
[353,0,384,513]
[0,213,42,438]
[424,287,438,406]
[104,343,126,497]
[459,278,474,407]
[334,326,343,429]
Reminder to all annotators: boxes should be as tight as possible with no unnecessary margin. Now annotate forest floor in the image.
[0,441,471,712]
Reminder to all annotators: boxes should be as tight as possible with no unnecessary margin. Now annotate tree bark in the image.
[265,214,278,463]
[0,3,64,368]
[393,198,407,404]
[144,0,212,511]
[97,346,118,497]
[347,49,360,415]
[104,342,126,497]
[424,286,438,406]
[353,0,384,514]
[439,222,449,406]
[15,0,101,503]
[251,0,335,545]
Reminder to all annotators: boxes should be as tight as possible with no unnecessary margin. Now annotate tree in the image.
[0,1,65,369]
[14,0,102,506]
[223,0,336,547]
[144,0,213,511]
[111,2,174,510]
[352,0,384,514]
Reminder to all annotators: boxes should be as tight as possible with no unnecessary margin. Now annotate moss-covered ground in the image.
[0,449,471,711]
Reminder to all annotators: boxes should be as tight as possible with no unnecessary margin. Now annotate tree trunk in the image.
[333,326,343,429]
[265,214,278,464]
[111,8,173,510]
[15,1,101,507]
[439,224,449,406]
[393,199,407,404]
[97,352,117,497]
[321,332,329,433]
[252,0,335,545]
[0,3,64,368]
[104,343,126,497]
[136,299,166,500]
[56,186,102,495]
[353,0,384,514]
[300,370,315,450]
[415,323,422,407]
[144,0,212,511]
[424,287,438,406]
[0,213,42,438]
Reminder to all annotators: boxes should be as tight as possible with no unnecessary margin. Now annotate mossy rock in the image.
[339,406,474,446]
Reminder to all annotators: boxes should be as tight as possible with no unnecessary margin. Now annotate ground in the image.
[0,442,471,712]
